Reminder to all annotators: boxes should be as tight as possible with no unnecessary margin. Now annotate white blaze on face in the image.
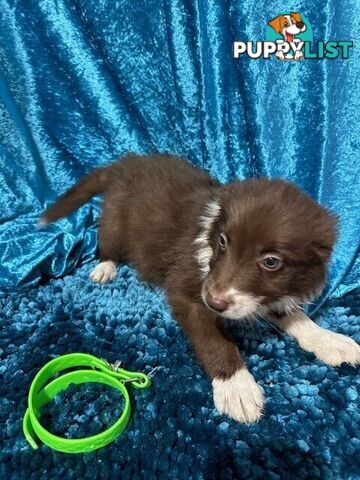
[201,285,264,320]
[194,200,221,276]
[220,288,263,320]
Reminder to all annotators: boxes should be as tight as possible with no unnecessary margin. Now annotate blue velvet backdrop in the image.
[1,1,359,479]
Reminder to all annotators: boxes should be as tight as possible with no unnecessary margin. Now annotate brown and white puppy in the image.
[268,12,307,60]
[40,154,360,423]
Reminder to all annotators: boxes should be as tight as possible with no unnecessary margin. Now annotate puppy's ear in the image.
[310,241,334,262]
[268,16,282,33]
[309,212,338,262]
[291,12,302,23]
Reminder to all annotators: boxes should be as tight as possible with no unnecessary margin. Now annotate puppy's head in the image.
[196,179,337,320]
[268,12,306,41]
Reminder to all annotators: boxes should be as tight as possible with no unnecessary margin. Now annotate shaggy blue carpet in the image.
[1,262,359,479]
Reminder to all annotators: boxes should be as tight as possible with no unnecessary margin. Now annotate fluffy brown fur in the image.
[40,154,356,423]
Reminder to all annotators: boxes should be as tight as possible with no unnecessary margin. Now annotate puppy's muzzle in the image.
[206,291,230,313]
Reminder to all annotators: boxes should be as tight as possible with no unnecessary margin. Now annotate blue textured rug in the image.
[1,262,359,479]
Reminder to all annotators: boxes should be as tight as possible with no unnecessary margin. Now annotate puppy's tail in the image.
[39,166,110,226]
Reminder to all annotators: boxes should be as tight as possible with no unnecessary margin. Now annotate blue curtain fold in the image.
[0,0,359,306]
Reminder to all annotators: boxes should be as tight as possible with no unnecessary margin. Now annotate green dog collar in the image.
[23,353,152,453]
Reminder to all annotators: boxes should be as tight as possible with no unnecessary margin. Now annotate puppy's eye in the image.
[219,233,227,250]
[261,256,283,271]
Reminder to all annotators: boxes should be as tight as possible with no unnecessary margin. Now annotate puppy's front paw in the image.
[212,369,264,423]
[90,261,117,284]
[302,331,360,367]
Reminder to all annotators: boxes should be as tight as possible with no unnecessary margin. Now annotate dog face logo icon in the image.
[268,13,306,43]
[268,12,307,60]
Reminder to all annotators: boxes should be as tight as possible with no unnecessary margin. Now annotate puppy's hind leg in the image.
[90,260,117,284]
[90,210,124,284]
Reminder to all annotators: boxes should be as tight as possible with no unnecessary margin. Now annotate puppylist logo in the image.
[233,12,353,61]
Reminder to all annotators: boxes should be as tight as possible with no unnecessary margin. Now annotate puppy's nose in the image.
[206,292,229,312]
[296,21,304,29]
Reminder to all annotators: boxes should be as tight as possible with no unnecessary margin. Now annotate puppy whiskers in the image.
[256,314,286,338]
